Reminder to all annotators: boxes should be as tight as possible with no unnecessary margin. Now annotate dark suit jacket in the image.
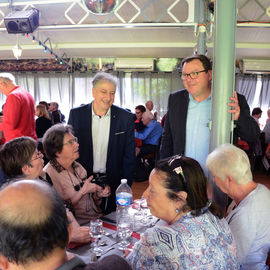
[160,89,260,159]
[68,103,135,213]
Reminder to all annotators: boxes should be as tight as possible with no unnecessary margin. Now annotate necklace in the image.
[66,168,84,192]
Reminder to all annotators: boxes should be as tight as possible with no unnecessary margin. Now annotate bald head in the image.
[145,100,153,111]
[0,180,52,226]
[0,180,68,266]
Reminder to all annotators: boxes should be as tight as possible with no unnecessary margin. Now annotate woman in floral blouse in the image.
[127,155,239,269]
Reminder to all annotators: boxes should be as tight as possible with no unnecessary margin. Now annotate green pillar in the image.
[197,0,207,55]
[209,0,237,208]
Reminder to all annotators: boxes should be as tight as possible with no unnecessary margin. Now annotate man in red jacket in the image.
[0,73,37,142]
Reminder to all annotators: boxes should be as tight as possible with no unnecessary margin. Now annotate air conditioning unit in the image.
[240,59,270,74]
[114,58,154,71]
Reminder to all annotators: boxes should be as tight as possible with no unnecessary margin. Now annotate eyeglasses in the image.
[63,137,78,146]
[30,151,43,162]
[167,155,187,185]
[181,70,207,80]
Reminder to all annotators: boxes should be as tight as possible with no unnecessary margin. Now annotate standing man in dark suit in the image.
[68,72,135,214]
[160,55,260,208]
[160,55,260,166]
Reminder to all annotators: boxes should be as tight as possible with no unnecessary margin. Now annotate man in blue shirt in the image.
[135,111,163,157]
[160,54,260,208]
[160,55,259,166]
[134,111,163,181]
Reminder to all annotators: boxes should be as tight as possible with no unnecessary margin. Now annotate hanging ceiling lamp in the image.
[12,34,22,59]
[82,0,119,15]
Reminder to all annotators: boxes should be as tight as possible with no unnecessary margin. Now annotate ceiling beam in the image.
[0,41,269,51]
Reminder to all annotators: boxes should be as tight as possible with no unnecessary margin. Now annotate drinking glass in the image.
[89,219,104,257]
[140,198,149,224]
[117,214,133,250]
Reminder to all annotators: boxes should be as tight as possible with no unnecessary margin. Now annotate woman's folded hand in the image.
[81,177,103,194]
[97,185,111,198]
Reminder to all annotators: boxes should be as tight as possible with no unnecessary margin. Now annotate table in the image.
[68,210,160,263]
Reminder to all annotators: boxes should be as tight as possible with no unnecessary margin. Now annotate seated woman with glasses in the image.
[0,136,47,185]
[0,136,92,244]
[43,124,111,226]
[126,155,239,269]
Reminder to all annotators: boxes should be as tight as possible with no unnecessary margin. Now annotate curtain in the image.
[15,72,71,120]
[259,75,270,109]
[130,71,183,120]
[72,72,95,108]
[0,71,125,121]
[0,92,5,111]
[235,74,257,108]
[0,71,182,121]
[0,72,71,119]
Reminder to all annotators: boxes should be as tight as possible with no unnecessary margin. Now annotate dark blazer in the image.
[160,89,260,159]
[68,103,135,213]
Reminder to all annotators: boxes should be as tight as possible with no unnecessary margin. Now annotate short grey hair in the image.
[0,73,16,85]
[92,72,117,89]
[143,110,154,120]
[206,143,252,185]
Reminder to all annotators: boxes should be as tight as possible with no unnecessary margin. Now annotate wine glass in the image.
[89,219,104,257]
[117,214,133,250]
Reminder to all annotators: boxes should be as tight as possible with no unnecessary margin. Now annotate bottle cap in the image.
[121,179,127,184]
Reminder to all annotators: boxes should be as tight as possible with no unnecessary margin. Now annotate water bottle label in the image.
[116,194,132,206]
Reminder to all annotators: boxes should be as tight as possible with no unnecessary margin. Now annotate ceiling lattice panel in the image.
[0,0,268,60]
[0,0,194,26]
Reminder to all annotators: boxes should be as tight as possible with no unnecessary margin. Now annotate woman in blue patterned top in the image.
[127,155,239,269]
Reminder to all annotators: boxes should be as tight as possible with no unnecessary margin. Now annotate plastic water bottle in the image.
[116,179,133,223]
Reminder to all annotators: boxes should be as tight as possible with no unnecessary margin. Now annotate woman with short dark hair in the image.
[127,155,239,269]
[43,124,111,225]
[0,136,43,181]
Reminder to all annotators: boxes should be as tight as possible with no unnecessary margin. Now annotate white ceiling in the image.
[0,0,269,61]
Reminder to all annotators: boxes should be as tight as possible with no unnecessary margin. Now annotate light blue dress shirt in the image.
[185,93,211,173]
[135,120,163,145]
